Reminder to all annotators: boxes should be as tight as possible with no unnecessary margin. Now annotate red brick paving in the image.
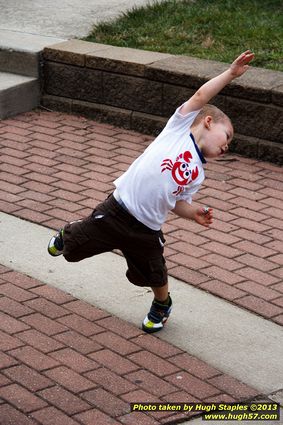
[0,265,262,424]
[0,110,282,423]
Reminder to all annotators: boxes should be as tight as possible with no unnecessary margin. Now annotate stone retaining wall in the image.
[42,40,283,164]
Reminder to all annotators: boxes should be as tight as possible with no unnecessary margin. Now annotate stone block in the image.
[258,139,283,165]
[147,55,283,104]
[222,67,283,103]
[131,111,167,136]
[44,40,111,66]
[225,97,283,143]
[146,55,227,88]
[41,94,72,113]
[86,45,171,77]
[71,99,132,129]
[162,84,227,117]
[209,96,227,114]
[230,134,259,159]
[272,84,283,106]
[162,84,195,116]
[103,73,163,114]
[44,62,103,103]
[230,134,283,165]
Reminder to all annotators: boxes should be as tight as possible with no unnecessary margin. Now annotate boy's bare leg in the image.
[151,283,169,302]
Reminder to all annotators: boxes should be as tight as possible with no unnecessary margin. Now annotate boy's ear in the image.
[204,115,212,129]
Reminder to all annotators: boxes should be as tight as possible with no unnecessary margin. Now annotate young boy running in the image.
[48,50,254,333]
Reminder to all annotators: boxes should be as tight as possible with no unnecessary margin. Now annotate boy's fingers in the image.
[237,51,254,62]
[240,51,254,63]
[202,207,213,218]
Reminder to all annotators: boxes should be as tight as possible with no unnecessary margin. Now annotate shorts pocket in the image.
[149,257,167,286]
[158,231,166,247]
[91,209,112,222]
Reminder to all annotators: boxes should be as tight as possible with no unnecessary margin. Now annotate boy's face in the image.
[201,118,234,159]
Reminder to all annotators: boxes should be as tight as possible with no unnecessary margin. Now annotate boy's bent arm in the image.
[180,50,254,115]
[172,200,213,228]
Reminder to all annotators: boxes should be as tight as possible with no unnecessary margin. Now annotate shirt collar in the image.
[190,132,207,164]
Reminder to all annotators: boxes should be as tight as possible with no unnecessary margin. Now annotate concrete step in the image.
[0,29,65,118]
[0,29,65,77]
[0,71,40,119]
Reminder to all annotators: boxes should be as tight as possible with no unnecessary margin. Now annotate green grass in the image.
[84,0,283,71]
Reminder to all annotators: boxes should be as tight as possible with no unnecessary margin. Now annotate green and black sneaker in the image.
[142,295,172,333]
[47,229,64,257]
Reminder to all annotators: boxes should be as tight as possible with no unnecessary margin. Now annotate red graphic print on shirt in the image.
[161,150,199,196]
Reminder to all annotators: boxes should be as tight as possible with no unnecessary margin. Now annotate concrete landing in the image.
[0,29,65,77]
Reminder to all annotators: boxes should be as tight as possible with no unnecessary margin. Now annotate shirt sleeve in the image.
[176,182,201,204]
[163,104,201,134]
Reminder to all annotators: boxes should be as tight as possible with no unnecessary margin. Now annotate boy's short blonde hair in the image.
[191,104,232,128]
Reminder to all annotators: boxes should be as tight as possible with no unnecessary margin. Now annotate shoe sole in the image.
[142,317,169,334]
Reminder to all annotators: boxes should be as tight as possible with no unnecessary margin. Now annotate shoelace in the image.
[148,303,169,323]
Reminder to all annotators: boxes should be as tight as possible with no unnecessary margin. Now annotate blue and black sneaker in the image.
[142,294,172,333]
[47,229,64,257]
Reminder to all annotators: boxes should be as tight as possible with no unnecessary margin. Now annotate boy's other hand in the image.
[230,50,255,78]
[194,207,213,227]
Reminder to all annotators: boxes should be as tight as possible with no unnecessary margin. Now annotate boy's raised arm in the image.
[180,50,254,115]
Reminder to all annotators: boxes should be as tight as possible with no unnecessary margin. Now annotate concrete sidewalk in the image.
[0,110,282,424]
[0,0,156,39]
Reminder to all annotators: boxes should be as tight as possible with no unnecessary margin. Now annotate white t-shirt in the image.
[114,105,206,230]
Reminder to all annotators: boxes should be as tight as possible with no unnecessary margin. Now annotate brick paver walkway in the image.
[0,110,282,423]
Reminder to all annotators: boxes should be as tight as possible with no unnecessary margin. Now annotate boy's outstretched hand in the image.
[180,49,254,114]
[194,207,213,228]
[230,50,255,78]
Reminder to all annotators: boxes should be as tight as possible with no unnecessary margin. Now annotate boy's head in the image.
[191,104,234,159]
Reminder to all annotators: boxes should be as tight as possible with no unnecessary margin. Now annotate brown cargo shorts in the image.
[62,194,168,287]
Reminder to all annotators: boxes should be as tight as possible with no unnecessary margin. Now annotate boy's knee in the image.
[126,257,167,287]
[63,252,80,263]
[126,269,146,287]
